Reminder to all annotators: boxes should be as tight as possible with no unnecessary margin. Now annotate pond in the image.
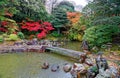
[0,52,75,78]
[62,41,81,51]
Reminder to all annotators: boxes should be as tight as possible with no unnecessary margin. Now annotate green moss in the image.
[0,36,4,42]
[9,34,19,41]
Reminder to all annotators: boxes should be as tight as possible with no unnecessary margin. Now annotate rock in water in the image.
[81,40,90,51]
[109,66,119,78]
[79,54,87,63]
[70,69,77,78]
[85,58,94,66]
[87,66,98,78]
[73,63,85,72]
[41,62,49,69]
[63,63,72,73]
[51,64,59,72]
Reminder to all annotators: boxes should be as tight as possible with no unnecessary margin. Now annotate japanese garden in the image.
[0,0,120,78]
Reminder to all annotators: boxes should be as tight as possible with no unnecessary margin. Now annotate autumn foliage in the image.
[5,12,13,17]
[20,20,54,39]
[0,19,19,34]
[67,12,81,24]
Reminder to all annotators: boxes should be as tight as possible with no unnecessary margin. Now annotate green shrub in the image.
[2,34,8,38]
[93,16,120,26]
[68,32,82,41]
[83,25,120,49]
[9,34,19,41]
[0,36,4,42]
[17,32,25,39]
[51,31,63,37]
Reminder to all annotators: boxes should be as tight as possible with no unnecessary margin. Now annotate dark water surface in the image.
[0,52,74,78]
[62,41,82,51]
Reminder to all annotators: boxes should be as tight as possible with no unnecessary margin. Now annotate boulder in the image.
[63,63,72,73]
[41,62,49,69]
[51,64,59,72]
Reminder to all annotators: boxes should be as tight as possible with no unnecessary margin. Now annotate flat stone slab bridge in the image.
[46,47,84,59]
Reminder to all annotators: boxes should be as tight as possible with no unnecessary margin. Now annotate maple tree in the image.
[67,12,81,24]
[0,19,19,34]
[20,20,54,39]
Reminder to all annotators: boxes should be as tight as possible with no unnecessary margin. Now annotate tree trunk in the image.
[57,28,60,34]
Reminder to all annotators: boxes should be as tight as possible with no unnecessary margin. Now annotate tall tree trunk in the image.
[57,28,60,34]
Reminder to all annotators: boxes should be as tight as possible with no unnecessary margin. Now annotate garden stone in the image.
[79,53,87,63]
[87,66,98,78]
[106,43,112,51]
[73,63,86,73]
[63,63,72,73]
[109,66,119,77]
[81,40,90,51]
[95,52,108,70]
[73,63,84,71]
[26,41,33,45]
[70,69,77,78]
[41,62,49,69]
[91,46,99,52]
[70,63,87,78]
[51,64,60,72]
[85,58,94,66]
[95,68,112,78]
[32,38,38,45]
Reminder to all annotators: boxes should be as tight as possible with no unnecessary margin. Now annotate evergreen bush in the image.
[17,32,25,39]
[83,25,120,48]
[51,31,63,37]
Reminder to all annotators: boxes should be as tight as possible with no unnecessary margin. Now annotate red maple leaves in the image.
[20,21,54,39]
[0,21,8,32]
[21,21,41,31]
[0,28,7,32]
[37,31,46,39]
[1,21,8,26]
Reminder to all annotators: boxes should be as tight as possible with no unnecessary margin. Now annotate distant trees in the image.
[0,0,19,34]
[46,0,58,14]
[0,0,54,40]
[56,1,75,12]
[82,0,120,23]
[12,0,49,22]
[67,12,81,24]
[51,1,75,34]
[82,0,120,48]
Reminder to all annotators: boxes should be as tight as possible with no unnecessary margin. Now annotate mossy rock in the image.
[0,36,4,42]
[9,34,19,41]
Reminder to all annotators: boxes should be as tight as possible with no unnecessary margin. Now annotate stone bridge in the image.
[46,47,84,59]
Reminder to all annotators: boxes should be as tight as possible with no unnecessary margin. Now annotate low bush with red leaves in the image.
[20,20,54,39]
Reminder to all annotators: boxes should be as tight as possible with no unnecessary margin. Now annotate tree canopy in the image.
[51,1,75,34]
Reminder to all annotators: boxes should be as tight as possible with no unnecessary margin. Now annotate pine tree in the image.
[51,7,69,34]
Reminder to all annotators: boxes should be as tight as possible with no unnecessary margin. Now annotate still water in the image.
[0,52,74,78]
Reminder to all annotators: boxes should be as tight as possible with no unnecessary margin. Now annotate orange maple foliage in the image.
[67,12,81,24]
